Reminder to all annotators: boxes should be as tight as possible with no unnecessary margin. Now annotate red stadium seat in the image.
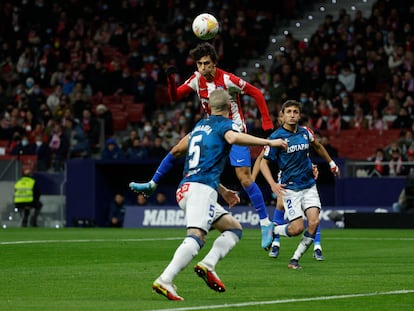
[126,103,144,123]
[112,113,128,131]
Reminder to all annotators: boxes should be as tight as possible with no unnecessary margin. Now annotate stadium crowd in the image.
[1,0,414,177]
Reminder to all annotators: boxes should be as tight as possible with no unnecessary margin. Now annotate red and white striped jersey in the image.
[168,67,273,133]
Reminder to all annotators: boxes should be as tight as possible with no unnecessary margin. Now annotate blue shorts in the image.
[229,145,251,167]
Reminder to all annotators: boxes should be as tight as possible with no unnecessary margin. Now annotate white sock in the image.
[160,237,200,283]
[200,231,240,271]
[274,224,290,237]
[260,218,271,226]
[292,234,314,260]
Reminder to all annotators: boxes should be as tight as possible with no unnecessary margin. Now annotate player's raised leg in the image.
[130,135,189,196]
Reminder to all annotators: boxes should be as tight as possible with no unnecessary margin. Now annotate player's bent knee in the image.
[187,233,205,248]
[227,228,243,240]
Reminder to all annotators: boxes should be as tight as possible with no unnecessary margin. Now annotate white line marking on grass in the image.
[2,236,414,246]
[0,238,182,245]
[145,290,414,311]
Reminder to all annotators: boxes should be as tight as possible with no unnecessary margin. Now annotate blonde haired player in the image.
[150,89,287,300]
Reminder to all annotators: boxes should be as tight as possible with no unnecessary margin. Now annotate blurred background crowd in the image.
[1,0,414,177]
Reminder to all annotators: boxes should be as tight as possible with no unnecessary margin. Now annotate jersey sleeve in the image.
[242,82,274,131]
[168,74,194,101]
[301,126,315,142]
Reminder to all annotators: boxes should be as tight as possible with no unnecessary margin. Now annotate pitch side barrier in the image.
[122,205,395,229]
[65,159,408,228]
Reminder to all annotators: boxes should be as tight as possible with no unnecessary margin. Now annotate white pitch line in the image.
[2,236,414,245]
[145,290,414,311]
[0,237,182,245]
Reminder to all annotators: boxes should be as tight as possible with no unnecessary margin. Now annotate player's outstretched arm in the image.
[224,131,287,149]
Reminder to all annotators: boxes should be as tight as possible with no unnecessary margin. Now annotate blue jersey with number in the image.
[263,126,315,190]
[180,115,240,190]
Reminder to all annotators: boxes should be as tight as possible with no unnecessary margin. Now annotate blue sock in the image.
[314,225,321,247]
[152,153,178,184]
[272,209,285,243]
[272,209,285,225]
[244,182,268,220]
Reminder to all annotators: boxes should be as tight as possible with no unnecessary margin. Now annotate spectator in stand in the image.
[389,145,405,177]
[153,191,169,206]
[369,108,388,133]
[401,95,414,116]
[0,116,12,141]
[309,107,327,131]
[54,94,70,120]
[126,137,148,160]
[268,72,287,106]
[38,104,53,129]
[9,116,26,140]
[391,106,413,130]
[337,63,356,93]
[122,129,138,152]
[400,131,414,155]
[63,118,90,158]
[108,193,126,228]
[34,135,51,172]
[405,145,414,176]
[349,106,369,130]
[10,134,36,156]
[382,97,400,118]
[354,65,376,92]
[368,148,389,177]
[21,110,39,142]
[136,193,148,206]
[95,104,113,138]
[316,95,333,119]
[79,108,100,148]
[71,91,90,121]
[148,136,168,159]
[46,84,63,115]
[326,107,342,134]
[335,92,355,120]
[48,123,69,172]
[101,137,125,160]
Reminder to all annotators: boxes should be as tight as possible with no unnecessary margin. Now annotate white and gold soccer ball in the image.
[192,13,219,40]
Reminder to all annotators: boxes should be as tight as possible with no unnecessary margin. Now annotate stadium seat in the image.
[107,103,125,112]
[126,103,144,123]
[112,113,128,131]
[102,95,121,105]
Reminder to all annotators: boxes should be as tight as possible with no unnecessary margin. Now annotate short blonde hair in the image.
[209,89,231,112]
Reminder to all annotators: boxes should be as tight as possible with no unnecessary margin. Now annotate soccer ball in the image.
[192,13,219,40]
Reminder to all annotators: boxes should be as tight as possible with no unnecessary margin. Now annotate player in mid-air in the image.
[150,89,287,300]
[130,42,276,250]
[259,100,339,269]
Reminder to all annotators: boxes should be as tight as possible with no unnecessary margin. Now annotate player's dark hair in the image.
[281,100,301,113]
[189,42,218,63]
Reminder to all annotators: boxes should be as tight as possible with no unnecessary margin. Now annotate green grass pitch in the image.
[1,228,414,310]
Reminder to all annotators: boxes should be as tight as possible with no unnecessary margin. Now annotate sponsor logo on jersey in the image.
[286,143,309,153]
